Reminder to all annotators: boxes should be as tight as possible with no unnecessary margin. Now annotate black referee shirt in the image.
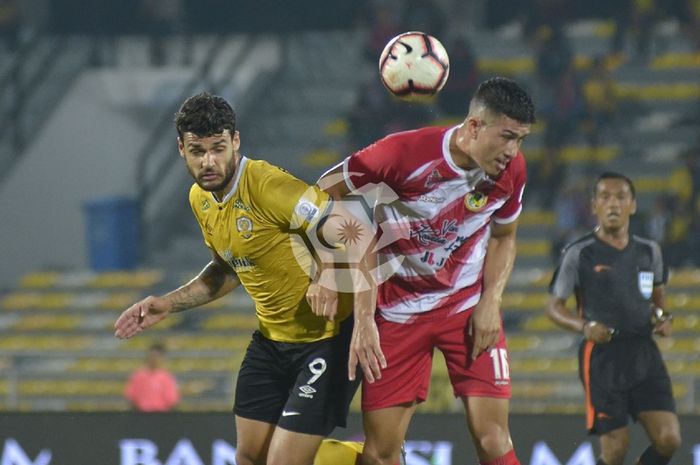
[549,232,667,337]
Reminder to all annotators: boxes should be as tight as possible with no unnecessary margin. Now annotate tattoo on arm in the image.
[169,261,237,312]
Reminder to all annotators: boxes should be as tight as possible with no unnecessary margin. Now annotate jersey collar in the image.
[211,156,248,205]
[441,126,490,188]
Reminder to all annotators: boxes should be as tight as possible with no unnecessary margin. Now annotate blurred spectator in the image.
[664,201,692,267]
[437,37,480,118]
[124,342,180,412]
[524,0,570,42]
[139,0,184,66]
[551,180,592,262]
[400,0,446,39]
[645,194,671,243]
[363,4,401,63]
[0,0,19,52]
[679,0,700,49]
[683,147,700,208]
[535,65,584,206]
[610,0,658,60]
[347,80,391,150]
[535,25,573,86]
[582,56,619,147]
[347,78,430,152]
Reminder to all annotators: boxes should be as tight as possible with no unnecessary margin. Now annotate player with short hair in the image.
[547,173,681,465]
[114,92,374,465]
[319,77,536,465]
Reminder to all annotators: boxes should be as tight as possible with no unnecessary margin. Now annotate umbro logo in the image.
[281,410,300,417]
[299,385,316,398]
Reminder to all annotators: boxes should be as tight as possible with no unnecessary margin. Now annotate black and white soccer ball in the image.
[379,31,450,101]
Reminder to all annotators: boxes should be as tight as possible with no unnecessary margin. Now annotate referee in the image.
[547,172,681,465]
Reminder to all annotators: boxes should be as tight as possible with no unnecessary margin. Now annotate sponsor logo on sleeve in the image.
[295,201,320,223]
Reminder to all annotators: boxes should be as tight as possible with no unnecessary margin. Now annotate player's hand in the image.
[348,317,386,383]
[114,295,172,339]
[469,297,501,360]
[654,318,673,337]
[306,281,338,322]
[583,321,614,343]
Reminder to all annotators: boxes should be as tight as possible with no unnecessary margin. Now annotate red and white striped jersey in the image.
[342,126,526,323]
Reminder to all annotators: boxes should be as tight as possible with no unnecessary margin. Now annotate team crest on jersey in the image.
[464,191,488,212]
[201,199,211,211]
[236,216,254,239]
[638,271,654,299]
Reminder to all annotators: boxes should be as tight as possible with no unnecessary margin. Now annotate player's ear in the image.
[232,131,241,151]
[177,137,185,158]
[466,116,480,139]
[631,197,637,215]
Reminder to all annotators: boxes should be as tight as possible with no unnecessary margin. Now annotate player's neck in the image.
[449,126,479,170]
[594,225,629,249]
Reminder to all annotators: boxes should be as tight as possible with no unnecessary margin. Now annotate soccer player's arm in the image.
[317,139,399,382]
[114,250,241,339]
[318,134,403,198]
[114,188,241,339]
[650,241,672,336]
[469,158,525,359]
[547,247,612,343]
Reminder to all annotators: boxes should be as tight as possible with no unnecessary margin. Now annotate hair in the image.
[593,172,636,198]
[149,342,166,354]
[175,92,236,139]
[469,77,536,124]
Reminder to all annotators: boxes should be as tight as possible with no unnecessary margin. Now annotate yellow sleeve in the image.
[253,163,331,230]
[188,184,214,250]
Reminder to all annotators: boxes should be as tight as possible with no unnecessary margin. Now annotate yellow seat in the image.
[0,292,74,310]
[511,358,577,374]
[19,272,61,289]
[201,314,258,331]
[506,336,542,351]
[12,314,81,330]
[502,292,548,311]
[120,334,250,352]
[519,210,555,227]
[517,240,550,258]
[88,270,163,289]
[18,379,124,396]
[522,315,559,331]
[0,336,95,351]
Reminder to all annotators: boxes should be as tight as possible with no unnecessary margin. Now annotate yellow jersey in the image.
[189,157,352,342]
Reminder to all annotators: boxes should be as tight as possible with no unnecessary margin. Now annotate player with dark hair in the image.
[547,172,681,465]
[318,77,536,465]
[114,92,376,465]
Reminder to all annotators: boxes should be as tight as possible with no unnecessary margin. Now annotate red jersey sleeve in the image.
[343,134,405,192]
[493,153,527,224]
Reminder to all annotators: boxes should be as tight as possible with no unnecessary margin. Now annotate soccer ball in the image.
[379,31,450,100]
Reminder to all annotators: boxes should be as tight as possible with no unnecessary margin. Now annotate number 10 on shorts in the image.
[489,348,510,381]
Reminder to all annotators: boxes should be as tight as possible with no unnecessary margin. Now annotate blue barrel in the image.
[83,197,141,271]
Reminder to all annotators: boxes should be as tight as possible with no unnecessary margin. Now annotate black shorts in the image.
[579,336,675,435]
[233,317,360,436]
